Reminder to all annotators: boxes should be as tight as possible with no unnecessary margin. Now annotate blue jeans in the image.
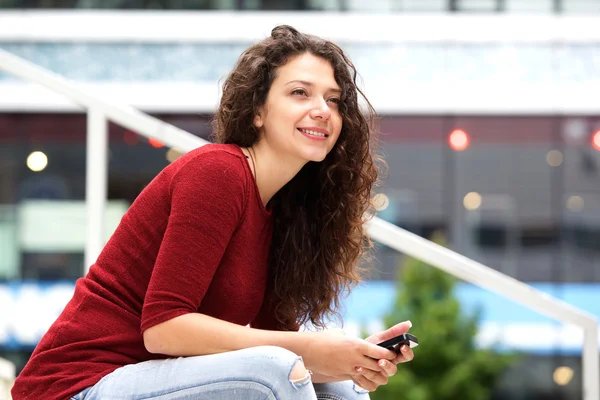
[71,346,370,399]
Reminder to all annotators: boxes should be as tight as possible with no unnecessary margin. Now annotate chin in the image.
[302,149,330,163]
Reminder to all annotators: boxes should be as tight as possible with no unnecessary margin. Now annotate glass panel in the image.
[308,0,341,10]
[369,116,447,280]
[450,117,558,281]
[0,0,599,12]
[492,355,582,399]
[0,205,19,280]
[505,0,554,13]
[0,0,19,7]
[562,0,600,13]
[561,116,600,282]
[400,0,448,11]
[345,0,394,11]
[242,0,313,10]
[0,113,87,281]
[0,0,237,9]
[457,0,498,11]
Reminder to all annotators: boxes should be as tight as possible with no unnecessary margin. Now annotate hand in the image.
[352,320,415,392]
[300,330,397,379]
[365,320,415,365]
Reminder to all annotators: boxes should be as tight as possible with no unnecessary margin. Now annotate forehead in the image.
[275,53,340,90]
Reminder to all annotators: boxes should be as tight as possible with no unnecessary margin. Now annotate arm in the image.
[144,312,305,356]
[140,151,249,345]
[310,372,350,384]
[144,311,394,379]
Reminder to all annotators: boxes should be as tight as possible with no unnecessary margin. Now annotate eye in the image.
[327,97,341,105]
[291,88,308,96]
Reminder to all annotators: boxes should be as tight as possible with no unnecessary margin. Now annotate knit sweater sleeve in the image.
[140,151,247,333]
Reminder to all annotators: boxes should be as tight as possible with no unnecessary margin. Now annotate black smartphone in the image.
[377,333,418,352]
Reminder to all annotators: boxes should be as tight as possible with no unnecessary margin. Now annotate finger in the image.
[360,341,397,361]
[352,375,377,392]
[354,366,388,386]
[378,359,398,377]
[354,355,386,373]
[393,345,415,364]
[365,320,412,344]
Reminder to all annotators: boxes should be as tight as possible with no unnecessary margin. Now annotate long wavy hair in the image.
[212,25,382,330]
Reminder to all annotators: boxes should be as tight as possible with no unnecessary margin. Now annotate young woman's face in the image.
[254,52,343,163]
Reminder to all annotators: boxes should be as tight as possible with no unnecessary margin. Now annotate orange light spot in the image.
[449,129,469,151]
[149,138,165,148]
[593,130,600,151]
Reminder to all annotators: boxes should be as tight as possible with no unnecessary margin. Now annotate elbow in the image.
[143,325,167,354]
[143,314,191,355]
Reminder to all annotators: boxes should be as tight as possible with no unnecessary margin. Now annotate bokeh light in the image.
[546,150,563,167]
[26,151,48,172]
[149,138,165,148]
[463,192,482,210]
[592,130,600,151]
[553,366,574,386]
[449,129,469,151]
[372,193,390,211]
[566,195,584,212]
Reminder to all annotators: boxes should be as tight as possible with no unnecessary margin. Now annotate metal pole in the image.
[553,0,562,13]
[582,322,600,400]
[84,109,108,275]
[552,115,566,398]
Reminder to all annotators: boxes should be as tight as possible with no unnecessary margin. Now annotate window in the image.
[0,0,597,12]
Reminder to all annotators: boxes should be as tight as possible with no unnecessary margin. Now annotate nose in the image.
[309,97,331,120]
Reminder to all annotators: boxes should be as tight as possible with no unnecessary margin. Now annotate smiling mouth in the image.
[297,128,329,138]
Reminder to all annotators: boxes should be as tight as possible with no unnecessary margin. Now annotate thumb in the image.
[365,320,412,344]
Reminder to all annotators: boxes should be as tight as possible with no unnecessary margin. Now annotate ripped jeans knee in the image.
[289,357,312,388]
[239,345,316,396]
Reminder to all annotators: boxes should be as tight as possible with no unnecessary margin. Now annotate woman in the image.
[12,25,414,400]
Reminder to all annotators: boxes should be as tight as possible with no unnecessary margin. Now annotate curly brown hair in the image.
[212,25,382,330]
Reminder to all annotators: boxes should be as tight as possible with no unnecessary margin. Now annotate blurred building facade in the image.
[1,1,600,399]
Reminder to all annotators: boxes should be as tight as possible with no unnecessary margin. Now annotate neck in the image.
[246,140,306,208]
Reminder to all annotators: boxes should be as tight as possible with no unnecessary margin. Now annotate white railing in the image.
[0,356,15,400]
[0,49,598,399]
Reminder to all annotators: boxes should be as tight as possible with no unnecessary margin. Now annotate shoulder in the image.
[171,144,248,182]
[165,144,250,208]
[178,143,246,168]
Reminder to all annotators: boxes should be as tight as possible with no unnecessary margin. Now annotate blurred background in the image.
[1,1,600,399]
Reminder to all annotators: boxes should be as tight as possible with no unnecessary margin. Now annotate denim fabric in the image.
[70,346,370,400]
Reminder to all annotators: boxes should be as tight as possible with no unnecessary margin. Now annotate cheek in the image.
[271,107,301,128]
[263,114,290,137]
[333,115,343,137]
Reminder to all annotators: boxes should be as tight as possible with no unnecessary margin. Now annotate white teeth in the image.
[299,128,326,137]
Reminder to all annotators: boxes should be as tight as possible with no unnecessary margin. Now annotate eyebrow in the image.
[286,80,341,94]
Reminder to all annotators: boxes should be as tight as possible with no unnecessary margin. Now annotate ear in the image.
[253,108,264,129]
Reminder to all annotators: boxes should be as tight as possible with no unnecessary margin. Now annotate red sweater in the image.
[12,144,287,400]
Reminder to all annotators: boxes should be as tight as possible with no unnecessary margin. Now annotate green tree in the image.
[371,232,516,400]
